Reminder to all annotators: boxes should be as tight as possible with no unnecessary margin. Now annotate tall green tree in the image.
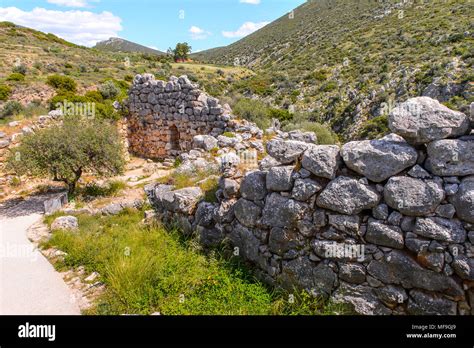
[7,117,125,194]
[170,42,192,61]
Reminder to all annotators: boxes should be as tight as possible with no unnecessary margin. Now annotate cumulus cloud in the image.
[189,26,211,40]
[47,0,89,8]
[222,21,269,38]
[239,0,261,4]
[0,7,122,47]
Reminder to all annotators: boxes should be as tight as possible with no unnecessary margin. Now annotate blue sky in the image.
[0,0,306,51]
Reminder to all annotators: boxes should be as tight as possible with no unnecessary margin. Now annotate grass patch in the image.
[41,210,350,315]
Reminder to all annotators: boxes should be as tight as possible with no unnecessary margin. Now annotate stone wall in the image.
[146,96,474,315]
[126,74,233,159]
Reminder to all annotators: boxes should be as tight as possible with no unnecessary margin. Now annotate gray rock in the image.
[384,176,444,216]
[387,211,403,226]
[44,193,68,215]
[408,165,431,179]
[405,235,430,253]
[266,139,308,164]
[287,130,318,144]
[194,201,215,228]
[407,289,457,315]
[366,220,404,249]
[234,198,262,228]
[400,216,416,232]
[197,226,224,248]
[266,166,295,191]
[240,171,267,201]
[228,223,260,263]
[339,263,366,284]
[279,257,315,290]
[373,204,389,220]
[388,97,470,145]
[313,210,327,228]
[268,227,301,256]
[444,183,459,196]
[413,217,466,243]
[311,263,337,297]
[316,176,381,215]
[301,145,340,179]
[449,176,474,223]
[258,155,282,171]
[435,204,456,219]
[51,216,78,231]
[333,283,391,315]
[0,139,10,148]
[221,178,240,199]
[162,187,203,214]
[425,138,474,176]
[341,134,417,182]
[367,251,464,297]
[192,135,218,151]
[101,203,125,215]
[375,285,408,307]
[262,193,311,229]
[328,214,360,236]
[291,178,323,201]
[452,255,474,280]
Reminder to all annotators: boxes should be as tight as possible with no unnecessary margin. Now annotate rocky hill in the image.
[94,37,165,55]
[194,0,473,139]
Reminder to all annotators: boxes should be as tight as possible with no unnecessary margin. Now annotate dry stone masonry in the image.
[145,96,474,315]
[126,74,234,159]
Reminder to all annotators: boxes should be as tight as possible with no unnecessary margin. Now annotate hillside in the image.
[94,37,165,55]
[194,0,473,139]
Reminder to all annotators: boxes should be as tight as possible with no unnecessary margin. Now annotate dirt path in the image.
[0,195,81,315]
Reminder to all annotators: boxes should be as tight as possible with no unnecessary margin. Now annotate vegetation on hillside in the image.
[194,0,473,139]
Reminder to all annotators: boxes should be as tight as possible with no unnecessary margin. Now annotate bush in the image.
[232,98,271,129]
[46,74,77,92]
[8,117,124,194]
[0,84,12,101]
[283,121,339,145]
[99,81,120,100]
[81,180,126,198]
[12,64,27,75]
[356,115,389,140]
[6,73,25,82]
[84,90,104,103]
[1,101,23,118]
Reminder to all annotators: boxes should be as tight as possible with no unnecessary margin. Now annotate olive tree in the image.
[7,117,125,194]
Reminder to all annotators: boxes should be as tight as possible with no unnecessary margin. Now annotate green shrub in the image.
[6,73,25,82]
[12,64,27,75]
[222,132,235,138]
[356,115,390,140]
[99,81,120,100]
[46,74,77,92]
[81,180,126,198]
[0,84,12,101]
[232,98,271,129]
[1,100,23,118]
[283,121,339,145]
[84,90,104,103]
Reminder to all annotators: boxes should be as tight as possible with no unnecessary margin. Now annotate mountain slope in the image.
[194,0,473,139]
[94,37,164,55]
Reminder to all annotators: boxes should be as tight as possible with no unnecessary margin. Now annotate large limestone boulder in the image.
[162,187,203,214]
[301,145,340,179]
[262,193,311,229]
[266,139,308,164]
[316,176,380,215]
[449,176,474,223]
[413,217,466,243]
[51,216,78,231]
[365,219,404,249]
[389,97,470,144]
[192,135,218,151]
[240,170,267,201]
[425,138,474,176]
[341,134,418,182]
[367,251,463,298]
[407,290,457,315]
[266,166,295,192]
[333,283,391,315]
[384,176,444,216]
[234,198,262,228]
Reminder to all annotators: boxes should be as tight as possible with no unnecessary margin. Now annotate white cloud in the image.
[0,7,122,47]
[189,26,211,40]
[239,0,261,4]
[222,21,269,38]
[47,0,89,8]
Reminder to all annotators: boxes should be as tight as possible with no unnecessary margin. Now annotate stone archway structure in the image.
[126,74,232,159]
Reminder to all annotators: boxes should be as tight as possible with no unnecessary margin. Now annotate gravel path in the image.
[0,195,81,315]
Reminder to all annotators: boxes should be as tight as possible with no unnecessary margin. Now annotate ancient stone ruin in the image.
[145,96,474,315]
[126,74,233,159]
